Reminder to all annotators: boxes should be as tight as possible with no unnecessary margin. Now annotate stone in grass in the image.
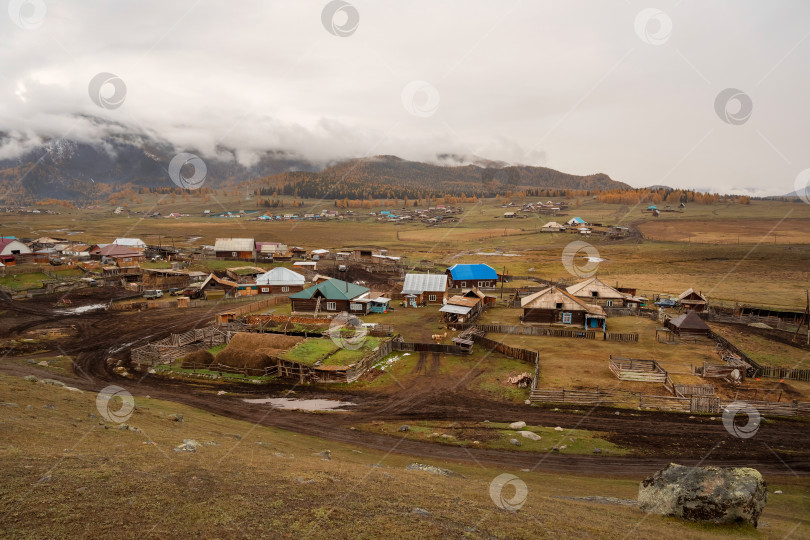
[638,463,767,527]
[23,375,38,382]
[554,426,563,431]
[518,430,541,441]
[40,379,65,387]
[398,425,410,432]
[314,450,331,461]
[412,508,430,517]
[509,438,522,447]
[167,413,183,422]
[405,463,463,478]
[174,439,200,453]
[509,421,527,430]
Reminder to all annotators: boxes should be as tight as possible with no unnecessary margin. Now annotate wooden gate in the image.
[691,395,721,414]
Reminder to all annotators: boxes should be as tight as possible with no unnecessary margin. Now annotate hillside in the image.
[258,155,629,200]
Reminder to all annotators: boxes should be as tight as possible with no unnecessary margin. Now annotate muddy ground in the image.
[1,288,808,477]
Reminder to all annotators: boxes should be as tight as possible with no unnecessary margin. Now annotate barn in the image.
[666,310,711,336]
[566,277,629,308]
[677,288,707,312]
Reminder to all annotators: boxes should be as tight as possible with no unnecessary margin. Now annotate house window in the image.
[261,287,269,293]
[591,291,598,297]
[326,301,337,311]
[350,302,363,311]
[428,294,437,302]
[606,300,613,307]
[562,312,572,324]
[231,252,237,257]
[281,286,289,292]
[556,302,563,309]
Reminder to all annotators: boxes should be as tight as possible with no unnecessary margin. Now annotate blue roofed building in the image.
[445,263,498,289]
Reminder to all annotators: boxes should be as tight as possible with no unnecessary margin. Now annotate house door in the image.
[409,297,417,307]
[589,318,599,328]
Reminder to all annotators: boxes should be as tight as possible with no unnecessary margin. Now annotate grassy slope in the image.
[0,373,807,539]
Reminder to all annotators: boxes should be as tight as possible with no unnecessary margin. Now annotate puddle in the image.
[242,397,356,411]
[56,303,106,314]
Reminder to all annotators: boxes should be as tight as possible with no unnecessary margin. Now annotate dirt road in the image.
[1,289,808,477]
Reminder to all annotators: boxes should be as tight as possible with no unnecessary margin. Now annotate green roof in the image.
[288,278,369,301]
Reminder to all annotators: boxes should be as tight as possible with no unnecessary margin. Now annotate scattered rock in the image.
[26,405,33,411]
[614,411,620,415]
[314,450,331,461]
[23,375,38,382]
[148,369,156,374]
[40,379,65,387]
[412,508,430,517]
[43,404,56,410]
[638,463,767,527]
[167,413,183,422]
[440,434,453,439]
[509,438,522,446]
[174,439,200,453]
[689,416,695,419]
[554,426,563,431]
[296,477,315,484]
[398,425,410,432]
[1,402,19,408]
[63,386,82,393]
[518,430,541,441]
[87,413,97,419]
[551,446,560,452]
[593,448,602,454]
[204,441,220,446]
[405,463,462,477]
[773,490,782,495]
[524,399,531,405]
[709,417,716,421]
[509,421,527,430]
[37,360,49,367]
[217,390,226,396]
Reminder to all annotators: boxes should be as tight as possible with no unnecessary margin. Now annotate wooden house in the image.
[566,277,629,308]
[541,221,564,232]
[677,288,707,312]
[199,273,238,298]
[401,273,448,307]
[666,310,710,336]
[225,266,266,283]
[446,263,498,289]
[214,238,255,260]
[289,278,370,314]
[255,267,306,294]
[520,286,606,330]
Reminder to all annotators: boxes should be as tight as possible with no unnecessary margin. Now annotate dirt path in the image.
[2,291,809,477]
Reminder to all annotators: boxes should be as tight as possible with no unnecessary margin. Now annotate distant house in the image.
[0,239,32,256]
[255,267,306,294]
[541,221,564,232]
[566,277,629,308]
[401,273,448,307]
[199,273,239,298]
[112,238,146,249]
[677,288,707,312]
[225,266,266,283]
[666,310,710,336]
[214,238,256,259]
[566,217,586,226]
[446,264,498,289]
[503,212,516,218]
[289,278,370,314]
[520,286,606,330]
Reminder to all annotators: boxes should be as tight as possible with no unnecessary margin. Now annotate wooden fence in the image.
[392,340,468,355]
[608,356,667,383]
[605,332,639,342]
[530,387,632,405]
[450,323,637,342]
[674,384,715,396]
[757,366,810,382]
[472,334,540,364]
[131,326,227,367]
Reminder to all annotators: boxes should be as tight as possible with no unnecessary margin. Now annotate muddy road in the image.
[1,289,808,477]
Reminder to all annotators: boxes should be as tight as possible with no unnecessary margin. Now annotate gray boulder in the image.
[638,463,766,527]
[405,463,462,477]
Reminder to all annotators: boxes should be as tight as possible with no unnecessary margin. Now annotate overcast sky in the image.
[2,0,809,195]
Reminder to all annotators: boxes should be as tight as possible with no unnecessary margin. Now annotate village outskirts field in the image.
[1,194,810,538]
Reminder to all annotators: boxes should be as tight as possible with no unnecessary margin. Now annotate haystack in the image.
[227,332,304,351]
[215,348,273,376]
[182,349,214,369]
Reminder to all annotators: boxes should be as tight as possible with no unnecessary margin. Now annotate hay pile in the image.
[181,349,214,369]
[214,332,305,375]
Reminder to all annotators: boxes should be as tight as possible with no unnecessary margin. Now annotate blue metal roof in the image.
[447,264,498,281]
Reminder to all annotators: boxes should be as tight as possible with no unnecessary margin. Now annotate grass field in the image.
[1,372,807,539]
